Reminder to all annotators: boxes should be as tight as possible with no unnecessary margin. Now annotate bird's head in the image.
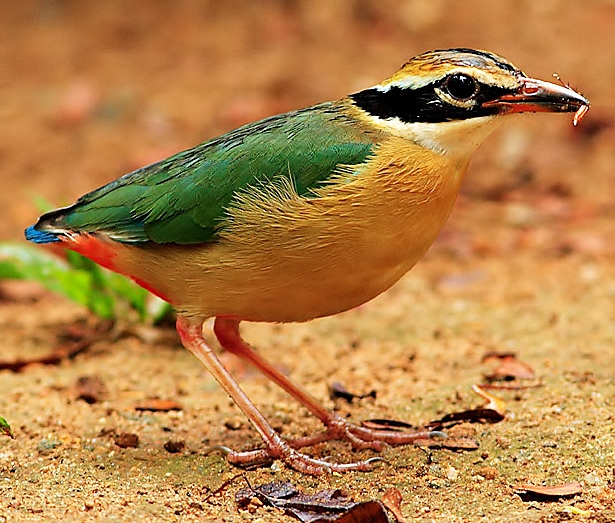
[350,48,589,159]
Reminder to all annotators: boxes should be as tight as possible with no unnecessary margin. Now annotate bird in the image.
[25,48,589,475]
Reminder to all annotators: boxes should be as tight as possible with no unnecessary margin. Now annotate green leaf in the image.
[0,416,14,438]
[0,242,174,323]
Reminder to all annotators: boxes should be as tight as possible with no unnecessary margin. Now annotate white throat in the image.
[372,115,503,161]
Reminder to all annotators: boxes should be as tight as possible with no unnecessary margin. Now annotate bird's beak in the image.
[483,77,590,118]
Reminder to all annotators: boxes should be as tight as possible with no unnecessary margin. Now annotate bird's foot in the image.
[212,418,444,475]
[213,443,385,475]
[287,415,442,452]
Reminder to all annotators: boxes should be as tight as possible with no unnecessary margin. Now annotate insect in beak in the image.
[482,75,589,125]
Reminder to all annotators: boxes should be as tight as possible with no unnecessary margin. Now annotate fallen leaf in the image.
[134,398,183,412]
[514,482,582,500]
[332,501,388,523]
[428,408,505,427]
[236,481,352,522]
[380,488,407,523]
[472,385,507,416]
[415,436,480,451]
[426,386,506,430]
[236,481,391,522]
[421,385,506,440]
[483,353,536,381]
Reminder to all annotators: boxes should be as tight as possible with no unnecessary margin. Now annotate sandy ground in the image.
[0,1,614,521]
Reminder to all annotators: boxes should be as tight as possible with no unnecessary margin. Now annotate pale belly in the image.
[188,234,427,322]
[121,186,458,323]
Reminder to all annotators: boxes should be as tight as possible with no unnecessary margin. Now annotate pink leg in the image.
[213,318,434,453]
[176,316,379,475]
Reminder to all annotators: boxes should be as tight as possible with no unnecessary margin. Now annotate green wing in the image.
[46,102,376,244]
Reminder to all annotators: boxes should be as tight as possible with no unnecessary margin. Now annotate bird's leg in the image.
[213,316,434,452]
[176,315,378,475]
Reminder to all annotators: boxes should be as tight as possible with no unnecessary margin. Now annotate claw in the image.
[208,445,233,455]
[364,456,388,467]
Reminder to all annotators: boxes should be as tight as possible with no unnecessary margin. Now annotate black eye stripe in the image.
[350,81,513,123]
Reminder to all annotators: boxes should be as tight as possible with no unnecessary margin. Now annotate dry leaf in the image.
[426,385,506,429]
[134,399,183,412]
[428,407,505,427]
[413,435,480,451]
[236,481,390,522]
[483,353,536,381]
[333,501,388,523]
[236,481,355,522]
[472,385,507,416]
[381,488,407,523]
[514,481,583,499]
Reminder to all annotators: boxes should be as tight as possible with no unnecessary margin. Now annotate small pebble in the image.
[446,466,459,481]
[476,466,498,480]
[163,439,185,453]
[76,375,106,404]
[114,433,139,448]
[37,438,61,454]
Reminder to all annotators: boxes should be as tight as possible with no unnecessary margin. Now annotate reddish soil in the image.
[0,2,614,521]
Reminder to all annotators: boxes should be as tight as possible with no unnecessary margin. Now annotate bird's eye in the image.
[442,73,479,101]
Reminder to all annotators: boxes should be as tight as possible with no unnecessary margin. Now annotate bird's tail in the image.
[24,225,63,244]
[24,204,77,244]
